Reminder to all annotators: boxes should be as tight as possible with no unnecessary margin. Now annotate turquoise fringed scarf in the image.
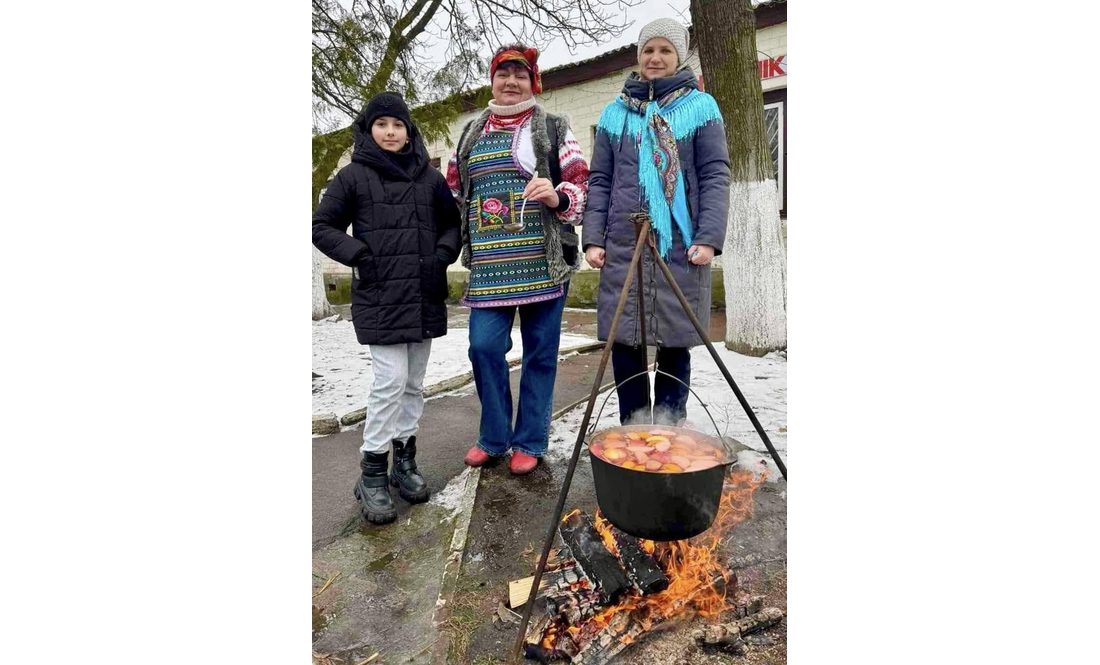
[596,79,723,259]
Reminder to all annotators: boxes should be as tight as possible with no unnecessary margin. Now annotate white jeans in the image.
[360,339,433,453]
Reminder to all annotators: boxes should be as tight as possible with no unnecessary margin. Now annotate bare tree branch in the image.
[313,0,643,138]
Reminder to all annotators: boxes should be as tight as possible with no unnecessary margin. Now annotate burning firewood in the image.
[559,511,631,605]
[523,643,563,664]
[564,569,730,664]
[523,614,558,660]
[649,568,731,625]
[691,607,785,646]
[569,611,646,665]
[509,560,590,608]
[545,587,603,625]
[608,526,668,595]
[519,474,767,664]
[523,613,583,663]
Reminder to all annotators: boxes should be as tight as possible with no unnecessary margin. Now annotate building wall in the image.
[322,21,787,277]
[757,23,787,93]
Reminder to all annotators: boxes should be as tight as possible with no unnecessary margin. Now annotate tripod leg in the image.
[645,234,787,479]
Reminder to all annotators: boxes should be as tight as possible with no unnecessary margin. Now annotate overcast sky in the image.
[322,0,699,128]
[535,0,692,71]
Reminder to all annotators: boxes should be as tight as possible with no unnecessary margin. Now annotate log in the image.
[570,612,646,665]
[567,568,731,659]
[737,607,784,636]
[554,631,581,659]
[527,621,581,662]
[523,643,562,664]
[509,561,589,608]
[609,527,668,596]
[733,594,765,619]
[650,569,731,624]
[559,512,631,605]
[524,613,553,647]
[691,607,785,646]
[545,588,602,625]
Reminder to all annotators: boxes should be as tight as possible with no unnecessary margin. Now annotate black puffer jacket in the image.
[313,112,462,345]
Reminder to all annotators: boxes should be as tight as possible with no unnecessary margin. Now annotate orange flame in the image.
[592,512,621,558]
[565,469,766,646]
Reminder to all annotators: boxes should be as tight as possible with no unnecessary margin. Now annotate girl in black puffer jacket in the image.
[313,92,462,526]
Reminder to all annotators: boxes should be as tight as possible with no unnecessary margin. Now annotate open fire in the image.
[518,469,775,664]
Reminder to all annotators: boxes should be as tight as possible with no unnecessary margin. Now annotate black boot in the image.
[353,450,397,524]
[390,436,430,503]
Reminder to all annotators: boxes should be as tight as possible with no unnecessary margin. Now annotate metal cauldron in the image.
[588,424,736,541]
[585,369,737,541]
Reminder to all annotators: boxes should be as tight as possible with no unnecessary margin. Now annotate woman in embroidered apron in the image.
[582,18,732,426]
[445,45,590,475]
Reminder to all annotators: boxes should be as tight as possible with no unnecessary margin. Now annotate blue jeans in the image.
[611,343,691,425]
[468,291,567,457]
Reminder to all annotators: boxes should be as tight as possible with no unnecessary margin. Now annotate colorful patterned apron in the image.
[462,128,564,308]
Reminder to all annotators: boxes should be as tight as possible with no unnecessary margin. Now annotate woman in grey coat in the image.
[582,18,732,425]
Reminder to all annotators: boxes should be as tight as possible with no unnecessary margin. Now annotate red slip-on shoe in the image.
[464,446,491,467]
[509,451,539,475]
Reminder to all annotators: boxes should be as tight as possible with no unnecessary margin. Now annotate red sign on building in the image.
[758,54,787,80]
[696,54,786,91]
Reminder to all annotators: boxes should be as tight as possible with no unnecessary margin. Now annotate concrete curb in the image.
[313,340,607,434]
[312,414,341,436]
[430,466,481,665]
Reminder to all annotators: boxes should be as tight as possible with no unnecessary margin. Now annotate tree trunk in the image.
[313,245,335,320]
[691,0,786,356]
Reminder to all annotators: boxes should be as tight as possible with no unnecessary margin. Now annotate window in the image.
[762,88,787,216]
[764,102,784,215]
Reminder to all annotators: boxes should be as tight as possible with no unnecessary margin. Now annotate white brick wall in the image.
[756,23,787,92]
[756,24,787,56]
[322,21,787,277]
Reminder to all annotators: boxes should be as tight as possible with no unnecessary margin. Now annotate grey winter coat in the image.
[582,69,732,348]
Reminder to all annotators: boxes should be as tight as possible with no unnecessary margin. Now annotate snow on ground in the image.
[313,319,598,418]
[428,466,474,521]
[546,345,787,481]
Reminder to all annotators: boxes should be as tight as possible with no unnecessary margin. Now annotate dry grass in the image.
[441,581,499,665]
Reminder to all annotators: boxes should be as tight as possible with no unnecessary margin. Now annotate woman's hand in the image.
[687,244,715,266]
[523,177,560,208]
[585,246,606,268]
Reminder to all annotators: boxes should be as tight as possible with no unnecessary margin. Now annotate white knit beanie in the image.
[636,18,689,66]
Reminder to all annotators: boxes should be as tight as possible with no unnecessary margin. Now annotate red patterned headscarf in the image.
[490,48,542,93]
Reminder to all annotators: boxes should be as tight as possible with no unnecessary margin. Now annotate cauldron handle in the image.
[586,368,733,460]
[585,369,650,437]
